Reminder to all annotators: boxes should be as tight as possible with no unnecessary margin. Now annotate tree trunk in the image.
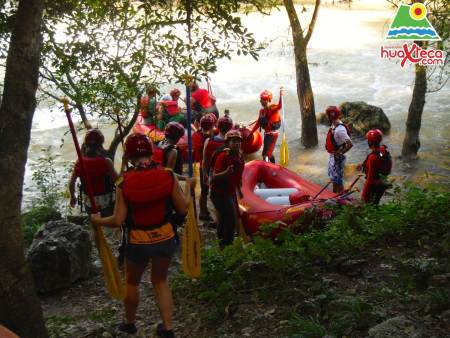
[0,1,46,337]
[284,0,319,148]
[401,63,427,160]
[295,47,318,148]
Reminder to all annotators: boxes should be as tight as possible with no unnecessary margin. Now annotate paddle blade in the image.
[181,200,202,278]
[280,133,289,167]
[93,226,126,300]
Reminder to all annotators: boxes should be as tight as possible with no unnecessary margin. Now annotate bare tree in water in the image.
[0,0,47,337]
[283,0,321,148]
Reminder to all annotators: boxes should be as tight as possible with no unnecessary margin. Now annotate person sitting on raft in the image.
[69,129,118,216]
[248,88,284,163]
[91,133,195,338]
[210,129,245,249]
[159,94,186,127]
[190,82,219,121]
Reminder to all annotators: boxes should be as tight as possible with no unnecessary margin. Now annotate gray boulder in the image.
[27,220,91,293]
[368,316,422,338]
[318,101,391,136]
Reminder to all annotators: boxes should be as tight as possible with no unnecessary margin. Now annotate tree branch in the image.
[305,0,321,45]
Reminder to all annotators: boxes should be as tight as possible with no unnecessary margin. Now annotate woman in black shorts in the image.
[91,133,195,338]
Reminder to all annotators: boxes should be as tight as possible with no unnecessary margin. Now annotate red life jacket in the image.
[152,145,164,165]
[363,145,392,177]
[210,148,244,195]
[122,165,174,227]
[160,100,180,116]
[192,88,212,109]
[192,130,208,162]
[75,157,111,196]
[204,136,225,169]
[325,123,351,153]
[259,104,281,132]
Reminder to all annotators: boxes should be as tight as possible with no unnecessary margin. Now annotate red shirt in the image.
[192,131,208,162]
[211,151,244,195]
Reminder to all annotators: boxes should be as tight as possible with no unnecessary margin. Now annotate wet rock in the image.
[317,101,391,136]
[27,220,91,293]
[368,316,422,338]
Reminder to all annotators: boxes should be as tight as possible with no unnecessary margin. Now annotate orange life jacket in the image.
[122,165,174,228]
[259,104,281,132]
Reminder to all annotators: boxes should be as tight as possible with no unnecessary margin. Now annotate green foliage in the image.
[21,205,61,246]
[289,315,326,338]
[46,315,76,338]
[30,146,64,210]
[87,308,116,324]
[176,185,449,334]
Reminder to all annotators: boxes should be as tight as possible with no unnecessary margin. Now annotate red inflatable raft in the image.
[239,160,353,235]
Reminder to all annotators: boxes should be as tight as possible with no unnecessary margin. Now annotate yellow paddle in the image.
[279,90,289,167]
[181,80,202,278]
[62,98,125,300]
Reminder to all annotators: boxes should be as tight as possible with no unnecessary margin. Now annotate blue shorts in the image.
[328,154,346,185]
[126,237,177,265]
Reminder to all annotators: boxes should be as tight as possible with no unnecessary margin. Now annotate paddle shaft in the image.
[63,99,98,213]
[313,181,332,200]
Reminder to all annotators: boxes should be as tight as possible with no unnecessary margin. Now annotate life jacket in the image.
[75,157,113,196]
[160,100,180,116]
[192,131,208,162]
[192,88,212,110]
[140,95,157,120]
[122,163,175,228]
[363,145,392,177]
[259,104,281,132]
[204,135,225,169]
[210,148,244,194]
[152,144,164,165]
[325,123,351,153]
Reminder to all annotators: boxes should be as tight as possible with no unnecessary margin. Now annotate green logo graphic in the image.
[386,3,440,41]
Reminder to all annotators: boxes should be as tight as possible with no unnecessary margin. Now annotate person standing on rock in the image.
[249,88,284,163]
[325,106,353,193]
[359,129,392,205]
[91,133,195,338]
[69,129,118,216]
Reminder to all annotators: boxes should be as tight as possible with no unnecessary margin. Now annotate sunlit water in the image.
[24,2,450,209]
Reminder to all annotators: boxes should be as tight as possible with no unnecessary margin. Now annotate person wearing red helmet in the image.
[210,129,245,249]
[359,129,392,204]
[69,129,118,216]
[249,88,284,163]
[202,115,234,213]
[192,113,217,221]
[325,106,353,193]
[159,122,185,176]
[91,133,195,337]
[190,82,219,121]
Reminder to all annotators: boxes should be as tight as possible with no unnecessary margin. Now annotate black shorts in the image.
[126,237,177,265]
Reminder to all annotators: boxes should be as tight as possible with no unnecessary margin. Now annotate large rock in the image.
[27,220,91,293]
[368,316,422,338]
[318,101,391,136]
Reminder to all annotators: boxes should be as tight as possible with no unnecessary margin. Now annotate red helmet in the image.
[125,133,153,158]
[217,115,233,133]
[260,90,273,101]
[325,106,341,120]
[170,88,181,98]
[164,121,185,141]
[225,129,242,141]
[85,129,104,146]
[366,128,383,144]
[200,114,216,131]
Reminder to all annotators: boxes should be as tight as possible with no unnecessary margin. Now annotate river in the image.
[24,1,450,209]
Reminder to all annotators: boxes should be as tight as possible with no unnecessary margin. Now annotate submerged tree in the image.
[283,0,320,148]
[0,0,47,337]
